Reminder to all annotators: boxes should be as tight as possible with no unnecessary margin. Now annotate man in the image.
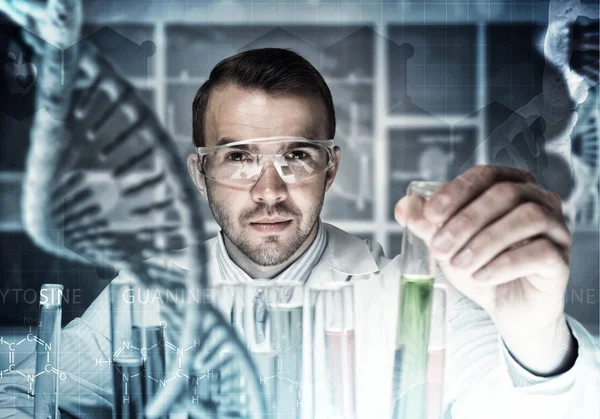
[1,48,598,418]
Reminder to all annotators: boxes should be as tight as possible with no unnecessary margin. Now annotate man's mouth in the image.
[248,217,293,233]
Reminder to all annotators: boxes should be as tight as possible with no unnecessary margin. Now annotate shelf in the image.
[82,5,550,26]
[386,115,479,129]
[129,77,158,89]
[166,77,207,85]
[0,172,23,181]
[0,172,22,233]
[574,225,600,234]
[165,75,374,86]
[0,221,22,232]
[174,134,194,146]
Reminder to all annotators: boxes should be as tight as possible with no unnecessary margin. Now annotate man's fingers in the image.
[429,182,565,262]
[449,202,571,273]
[394,195,436,242]
[471,238,569,290]
[424,165,536,225]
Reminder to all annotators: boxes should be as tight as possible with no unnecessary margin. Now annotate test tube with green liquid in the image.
[393,181,442,419]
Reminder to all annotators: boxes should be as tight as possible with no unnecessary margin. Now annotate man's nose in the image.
[250,161,288,205]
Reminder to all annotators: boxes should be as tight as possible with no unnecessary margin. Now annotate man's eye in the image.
[226,152,251,162]
[286,150,308,160]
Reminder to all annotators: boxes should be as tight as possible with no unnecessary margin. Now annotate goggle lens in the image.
[198,139,334,185]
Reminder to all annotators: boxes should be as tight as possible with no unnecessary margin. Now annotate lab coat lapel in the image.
[168,238,222,285]
[306,223,380,285]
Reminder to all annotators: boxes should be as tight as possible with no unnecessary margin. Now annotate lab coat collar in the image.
[166,222,380,283]
[318,222,380,277]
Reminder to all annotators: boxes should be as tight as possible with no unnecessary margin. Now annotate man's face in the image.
[188,84,339,267]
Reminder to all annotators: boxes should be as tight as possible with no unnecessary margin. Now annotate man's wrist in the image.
[501,314,579,377]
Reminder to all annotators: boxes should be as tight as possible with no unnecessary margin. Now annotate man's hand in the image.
[395,165,577,376]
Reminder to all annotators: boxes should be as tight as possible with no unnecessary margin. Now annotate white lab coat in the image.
[0,223,597,418]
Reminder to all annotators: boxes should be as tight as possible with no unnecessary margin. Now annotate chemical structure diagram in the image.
[257,346,302,385]
[255,344,303,409]
[97,319,305,409]
[0,323,67,399]
[94,321,221,406]
[246,321,304,409]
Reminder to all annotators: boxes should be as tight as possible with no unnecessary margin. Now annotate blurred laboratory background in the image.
[0,0,598,350]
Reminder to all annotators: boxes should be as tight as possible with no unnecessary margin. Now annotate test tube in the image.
[34,284,63,419]
[309,282,356,419]
[110,275,144,419]
[231,281,304,419]
[425,284,447,419]
[393,181,442,419]
[131,294,166,412]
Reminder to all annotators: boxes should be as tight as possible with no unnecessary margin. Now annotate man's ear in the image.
[187,153,207,198]
[325,146,341,193]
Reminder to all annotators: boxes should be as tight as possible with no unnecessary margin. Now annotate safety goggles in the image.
[196,136,336,185]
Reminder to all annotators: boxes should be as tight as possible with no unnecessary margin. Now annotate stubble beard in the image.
[206,185,324,267]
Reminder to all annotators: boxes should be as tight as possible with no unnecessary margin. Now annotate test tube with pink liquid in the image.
[309,281,356,419]
[425,284,447,419]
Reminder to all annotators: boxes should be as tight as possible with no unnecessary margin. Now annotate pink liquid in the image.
[425,347,445,419]
[325,329,356,419]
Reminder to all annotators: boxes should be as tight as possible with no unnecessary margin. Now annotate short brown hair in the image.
[192,48,336,147]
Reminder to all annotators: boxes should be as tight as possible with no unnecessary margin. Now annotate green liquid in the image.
[393,275,434,419]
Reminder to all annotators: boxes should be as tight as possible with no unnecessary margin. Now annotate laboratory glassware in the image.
[215,281,305,419]
[393,181,442,419]
[425,284,447,419]
[309,281,356,419]
[110,275,144,419]
[34,284,63,419]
